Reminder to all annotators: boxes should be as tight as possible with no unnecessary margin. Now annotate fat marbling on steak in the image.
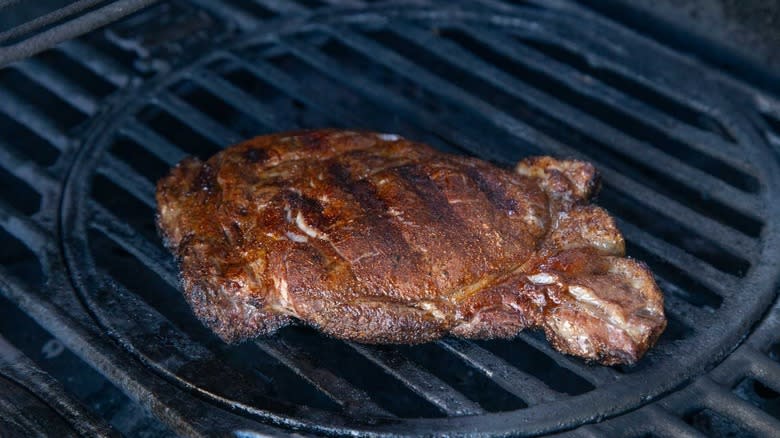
[156,130,666,365]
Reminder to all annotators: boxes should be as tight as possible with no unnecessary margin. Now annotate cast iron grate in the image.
[0,0,779,436]
[0,0,161,68]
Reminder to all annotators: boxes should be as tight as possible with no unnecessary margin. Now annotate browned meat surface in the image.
[156,130,666,365]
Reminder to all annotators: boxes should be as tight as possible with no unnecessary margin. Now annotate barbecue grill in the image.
[1,0,779,436]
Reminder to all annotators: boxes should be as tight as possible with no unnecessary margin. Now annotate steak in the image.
[156,130,666,365]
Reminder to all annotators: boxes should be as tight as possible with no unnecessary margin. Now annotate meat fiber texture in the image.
[156,130,666,365]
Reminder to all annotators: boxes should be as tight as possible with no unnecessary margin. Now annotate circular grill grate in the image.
[54,2,780,436]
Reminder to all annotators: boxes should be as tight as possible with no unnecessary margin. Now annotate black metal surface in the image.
[0,0,779,436]
[0,336,116,437]
[0,0,160,68]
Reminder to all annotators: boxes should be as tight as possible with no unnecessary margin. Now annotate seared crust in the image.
[156,130,666,365]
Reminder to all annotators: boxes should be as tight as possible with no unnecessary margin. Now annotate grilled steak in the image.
[156,130,666,365]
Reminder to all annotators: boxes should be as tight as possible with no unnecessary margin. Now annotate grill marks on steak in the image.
[156,130,666,365]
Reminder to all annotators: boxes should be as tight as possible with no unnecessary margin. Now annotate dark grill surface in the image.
[1,0,780,436]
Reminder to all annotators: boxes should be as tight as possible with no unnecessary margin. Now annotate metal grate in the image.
[0,0,779,435]
[0,0,160,68]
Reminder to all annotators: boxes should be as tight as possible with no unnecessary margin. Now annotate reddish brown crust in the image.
[156,129,666,364]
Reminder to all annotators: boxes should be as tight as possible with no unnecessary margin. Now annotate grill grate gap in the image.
[35,49,117,99]
[512,35,737,144]
[659,313,693,342]
[763,113,780,134]
[109,135,170,184]
[74,36,144,78]
[218,342,342,413]
[0,169,42,216]
[684,408,757,438]
[0,229,43,287]
[762,113,780,149]
[475,338,594,396]
[294,0,327,8]
[171,79,271,140]
[137,105,222,159]
[770,343,780,363]
[599,187,751,277]
[225,0,277,20]
[0,114,59,167]
[611,314,692,375]
[732,378,780,422]
[91,175,160,244]
[276,328,449,418]
[212,51,466,155]
[437,28,760,194]
[89,232,212,341]
[393,27,763,236]
[309,35,539,159]
[396,343,527,412]
[625,241,723,309]
[216,60,336,131]
[0,69,88,129]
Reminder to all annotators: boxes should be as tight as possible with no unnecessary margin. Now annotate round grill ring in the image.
[60,4,780,436]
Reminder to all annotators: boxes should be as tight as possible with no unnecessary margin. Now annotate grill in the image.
[1,0,780,436]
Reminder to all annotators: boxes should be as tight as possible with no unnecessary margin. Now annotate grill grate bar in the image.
[154,92,243,146]
[585,404,706,438]
[614,217,737,295]
[0,86,69,150]
[57,39,132,87]
[438,338,562,405]
[696,377,780,437]
[391,23,761,217]
[189,69,282,131]
[0,336,117,437]
[639,406,706,438]
[347,342,486,416]
[462,24,751,173]
[743,348,780,391]
[13,58,99,115]
[98,154,157,208]
[710,346,780,390]
[0,199,51,255]
[742,301,780,350]
[0,0,160,69]
[121,120,188,165]
[766,130,780,149]
[255,339,394,417]
[0,0,123,44]
[0,140,58,193]
[281,30,757,260]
